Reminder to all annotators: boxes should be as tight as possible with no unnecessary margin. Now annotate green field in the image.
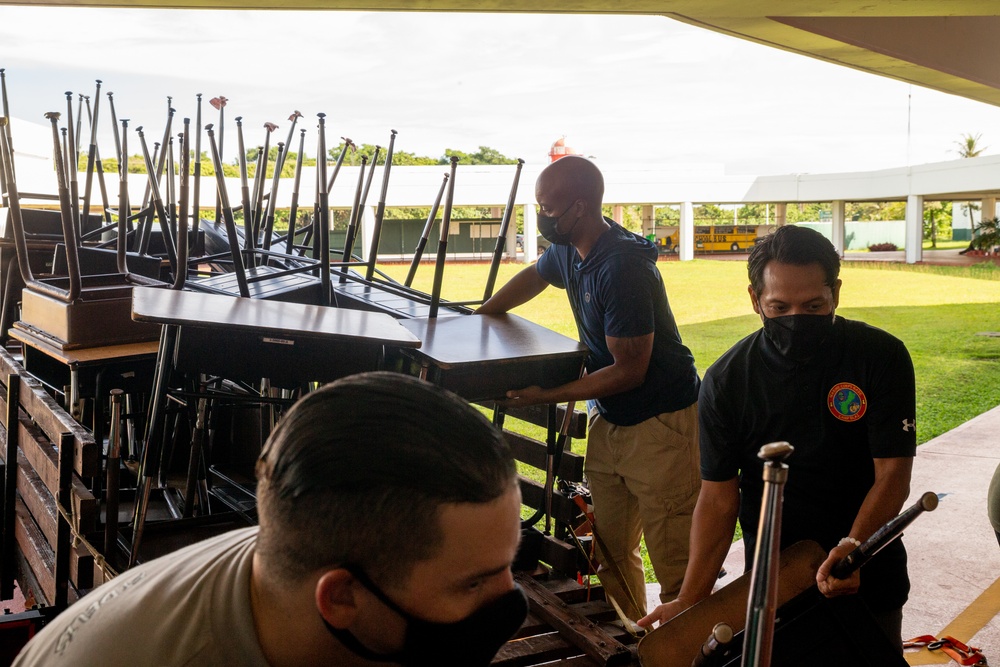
[383,258,1000,581]
[387,257,1000,446]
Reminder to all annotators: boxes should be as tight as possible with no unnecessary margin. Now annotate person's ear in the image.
[831,279,842,310]
[748,284,762,315]
[316,568,360,629]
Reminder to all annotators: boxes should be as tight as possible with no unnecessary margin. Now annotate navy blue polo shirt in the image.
[535,220,699,426]
[699,316,917,611]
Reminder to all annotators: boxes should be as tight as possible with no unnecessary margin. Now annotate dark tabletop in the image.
[131,286,421,348]
[397,313,588,369]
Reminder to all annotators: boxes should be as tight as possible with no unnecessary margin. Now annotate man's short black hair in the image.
[748,225,840,295]
[255,372,517,586]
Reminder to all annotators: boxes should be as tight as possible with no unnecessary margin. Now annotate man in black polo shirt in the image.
[638,225,915,649]
[479,156,701,619]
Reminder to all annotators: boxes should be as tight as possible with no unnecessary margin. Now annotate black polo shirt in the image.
[700,316,917,611]
[536,220,699,425]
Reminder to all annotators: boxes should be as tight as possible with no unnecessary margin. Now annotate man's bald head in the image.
[536,155,605,212]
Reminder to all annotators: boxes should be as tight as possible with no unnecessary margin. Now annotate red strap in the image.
[903,635,939,648]
[904,635,987,666]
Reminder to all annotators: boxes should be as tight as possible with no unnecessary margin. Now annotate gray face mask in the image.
[323,565,528,666]
[761,313,835,363]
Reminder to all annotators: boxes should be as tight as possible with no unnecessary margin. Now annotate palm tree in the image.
[971,217,1000,254]
[954,133,988,246]
[953,132,987,159]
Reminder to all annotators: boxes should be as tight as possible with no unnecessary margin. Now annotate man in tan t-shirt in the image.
[15,373,527,667]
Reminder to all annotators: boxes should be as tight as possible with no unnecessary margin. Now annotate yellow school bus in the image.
[694,225,759,252]
[653,225,763,254]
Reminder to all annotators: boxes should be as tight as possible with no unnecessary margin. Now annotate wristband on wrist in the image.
[838,536,862,549]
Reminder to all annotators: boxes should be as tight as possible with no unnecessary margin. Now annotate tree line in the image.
[83,144,519,180]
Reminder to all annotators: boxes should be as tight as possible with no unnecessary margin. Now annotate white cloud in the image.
[1,7,999,175]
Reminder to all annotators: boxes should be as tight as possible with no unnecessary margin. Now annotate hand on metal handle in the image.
[831,491,938,579]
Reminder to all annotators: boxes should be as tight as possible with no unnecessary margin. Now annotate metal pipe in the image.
[104,389,124,557]
[130,323,178,567]
[339,154,367,280]
[205,123,250,297]
[49,112,82,301]
[278,110,302,176]
[252,123,276,244]
[742,441,794,667]
[74,93,84,163]
[83,93,112,225]
[261,127,284,252]
[404,172,449,288]
[692,623,735,667]
[365,129,396,281]
[165,136,177,243]
[192,93,203,241]
[316,113,330,305]
[64,92,82,236]
[209,95,227,223]
[428,156,458,318]
[0,115,78,302]
[172,120,190,289]
[136,125,178,271]
[339,145,380,282]
[484,158,525,300]
[183,398,208,518]
[234,116,253,252]
[114,118,160,287]
[81,80,102,224]
[116,118,131,276]
[138,106,175,254]
[284,128,307,255]
[134,140,158,253]
[831,492,938,579]
[107,91,122,167]
[1,68,15,185]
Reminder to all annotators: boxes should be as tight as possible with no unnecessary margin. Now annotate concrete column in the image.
[505,215,517,260]
[982,197,996,222]
[523,204,538,263]
[360,205,376,260]
[679,201,695,262]
[775,203,786,227]
[905,194,924,264]
[642,205,655,237]
[490,204,516,259]
[831,200,846,255]
[613,204,624,225]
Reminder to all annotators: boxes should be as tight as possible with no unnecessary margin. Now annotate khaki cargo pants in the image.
[584,402,700,618]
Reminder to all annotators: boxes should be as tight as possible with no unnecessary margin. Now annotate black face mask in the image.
[761,313,835,363]
[323,566,528,667]
[537,204,579,246]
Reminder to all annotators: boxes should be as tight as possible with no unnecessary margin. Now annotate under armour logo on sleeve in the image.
[902,419,915,432]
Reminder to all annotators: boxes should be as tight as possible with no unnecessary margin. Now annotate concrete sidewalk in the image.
[647,403,1000,663]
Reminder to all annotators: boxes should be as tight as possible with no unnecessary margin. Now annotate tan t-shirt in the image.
[14,527,269,666]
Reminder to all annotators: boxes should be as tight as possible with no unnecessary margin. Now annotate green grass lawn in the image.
[388,258,1000,447]
[386,256,1000,448]
[382,258,1000,581]
[922,239,971,250]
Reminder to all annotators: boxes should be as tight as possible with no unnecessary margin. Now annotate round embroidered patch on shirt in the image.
[827,382,867,422]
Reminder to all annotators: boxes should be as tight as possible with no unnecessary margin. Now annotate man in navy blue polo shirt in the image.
[478,156,701,618]
[638,225,916,651]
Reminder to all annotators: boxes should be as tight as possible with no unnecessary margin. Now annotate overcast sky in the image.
[2,6,999,176]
